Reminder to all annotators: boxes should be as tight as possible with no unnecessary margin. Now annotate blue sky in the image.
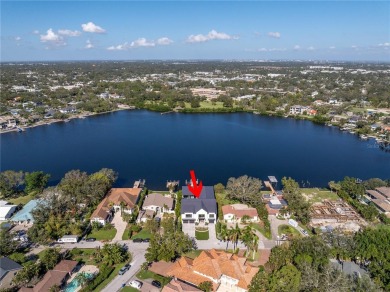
[1,1,389,61]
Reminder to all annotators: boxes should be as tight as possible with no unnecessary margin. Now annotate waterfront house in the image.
[365,187,390,217]
[142,193,175,214]
[181,186,217,224]
[10,199,39,225]
[222,204,259,223]
[0,257,22,289]
[137,209,155,223]
[167,249,259,292]
[90,188,142,225]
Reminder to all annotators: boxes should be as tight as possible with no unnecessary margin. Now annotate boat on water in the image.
[360,135,368,140]
[64,119,70,122]
[17,127,24,132]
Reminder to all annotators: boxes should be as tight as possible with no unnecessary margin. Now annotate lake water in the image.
[1,110,389,189]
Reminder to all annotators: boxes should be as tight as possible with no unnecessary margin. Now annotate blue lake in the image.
[1,110,389,189]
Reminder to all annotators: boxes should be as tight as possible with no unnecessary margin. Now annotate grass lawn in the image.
[250,223,272,239]
[131,229,152,240]
[184,101,226,109]
[137,270,171,286]
[184,250,202,259]
[121,287,139,292]
[88,228,117,241]
[300,188,339,204]
[8,193,35,205]
[278,224,301,237]
[94,264,125,291]
[122,224,131,240]
[69,248,97,265]
[195,229,209,240]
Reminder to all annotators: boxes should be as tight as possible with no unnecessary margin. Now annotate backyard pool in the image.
[64,273,94,292]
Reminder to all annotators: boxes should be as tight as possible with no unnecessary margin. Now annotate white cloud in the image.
[85,39,94,49]
[186,29,238,43]
[156,37,173,45]
[268,32,281,38]
[378,42,390,47]
[58,29,81,37]
[293,45,301,50]
[329,46,336,49]
[107,43,129,51]
[15,36,22,41]
[130,38,155,47]
[351,45,358,49]
[258,48,268,52]
[257,47,286,52]
[81,22,106,33]
[32,30,39,35]
[307,46,315,51]
[40,29,66,46]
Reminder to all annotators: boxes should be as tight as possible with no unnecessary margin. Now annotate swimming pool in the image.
[64,272,94,292]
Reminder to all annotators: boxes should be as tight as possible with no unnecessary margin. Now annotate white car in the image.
[129,280,142,289]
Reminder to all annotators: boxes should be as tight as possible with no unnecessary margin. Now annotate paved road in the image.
[101,242,148,292]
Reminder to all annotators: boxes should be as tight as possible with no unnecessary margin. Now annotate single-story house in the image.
[142,193,174,214]
[222,204,259,223]
[20,260,78,292]
[137,209,155,223]
[10,199,39,225]
[365,187,390,216]
[90,188,142,225]
[0,201,18,221]
[0,257,22,289]
[162,279,202,292]
[181,186,217,224]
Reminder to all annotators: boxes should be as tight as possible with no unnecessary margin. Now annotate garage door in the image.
[209,219,215,223]
[182,219,195,223]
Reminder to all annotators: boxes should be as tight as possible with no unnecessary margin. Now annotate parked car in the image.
[129,280,142,289]
[302,230,308,236]
[86,238,96,242]
[143,238,150,243]
[151,280,161,288]
[124,263,131,269]
[133,238,143,243]
[118,265,130,275]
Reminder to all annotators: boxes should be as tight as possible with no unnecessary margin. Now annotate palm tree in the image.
[230,223,241,252]
[220,224,231,250]
[241,226,254,256]
[74,272,90,288]
[249,234,259,260]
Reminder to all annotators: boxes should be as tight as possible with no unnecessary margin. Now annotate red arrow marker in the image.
[187,170,203,198]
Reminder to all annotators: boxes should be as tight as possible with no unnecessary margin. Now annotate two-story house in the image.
[181,186,217,224]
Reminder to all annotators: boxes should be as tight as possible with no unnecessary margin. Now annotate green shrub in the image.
[80,265,114,292]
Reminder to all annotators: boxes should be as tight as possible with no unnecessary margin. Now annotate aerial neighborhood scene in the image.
[1,1,390,292]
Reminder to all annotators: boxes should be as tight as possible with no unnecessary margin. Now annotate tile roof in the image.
[366,190,387,200]
[222,204,258,218]
[168,249,259,291]
[162,279,202,292]
[91,188,141,220]
[376,187,390,199]
[143,193,174,210]
[181,199,217,214]
[53,260,78,273]
[10,199,39,222]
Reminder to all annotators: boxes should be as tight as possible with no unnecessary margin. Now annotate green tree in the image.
[24,171,50,193]
[0,170,24,198]
[101,243,130,266]
[226,175,262,205]
[12,262,42,286]
[214,183,225,194]
[0,229,18,256]
[249,266,269,292]
[282,177,311,224]
[40,248,61,270]
[269,265,301,292]
[230,223,241,252]
[199,281,212,292]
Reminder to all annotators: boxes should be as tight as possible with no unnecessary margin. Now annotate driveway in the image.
[182,222,195,237]
[269,215,288,239]
[112,211,128,242]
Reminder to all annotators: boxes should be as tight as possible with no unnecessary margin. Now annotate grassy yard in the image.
[278,224,301,237]
[195,228,209,240]
[184,250,202,259]
[137,270,171,286]
[131,229,152,240]
[184,101,226,109]
[250,223,272,239]
[69,248,97,265]
[88,228,117,241]
[8,193,35,205]
[300,188,339,204]
[121,287,139,292]
[122,224,131,240]
[95,264,125,291]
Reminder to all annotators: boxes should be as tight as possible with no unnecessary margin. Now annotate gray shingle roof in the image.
[181,198,217,214]
[0,257,22,280]
[182,186,215,199]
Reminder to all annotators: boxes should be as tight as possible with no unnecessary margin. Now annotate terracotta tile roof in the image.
[143,193,174,210]
[162,279,202,292]
[149,261,174,277]
[91,188,142,220]
[168,250,259,291]
[53,260,78,273]
[222,204,258,219]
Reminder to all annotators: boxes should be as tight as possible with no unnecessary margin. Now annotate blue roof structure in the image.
[11,200,39,222]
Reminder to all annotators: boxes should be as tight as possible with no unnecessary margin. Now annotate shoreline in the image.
[1,107,388,146]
